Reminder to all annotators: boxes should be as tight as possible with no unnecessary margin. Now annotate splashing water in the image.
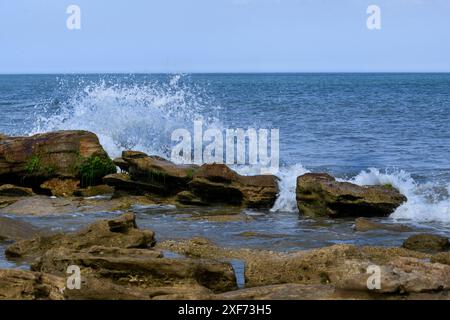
[347,168,450,223]
[30,75,221,158]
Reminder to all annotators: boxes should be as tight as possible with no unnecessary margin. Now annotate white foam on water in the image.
[347,168,450,223]
[30,75,221,159]
[270,163,310,213]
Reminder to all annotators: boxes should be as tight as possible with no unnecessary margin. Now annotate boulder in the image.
[32,245,236,294]
[0,269,65,300]
[402,234,450,253]
[296,173,407,218]
[0,216,42,241]
[110,151,198,195]
[188,164,279,208]
[5,213,155,260]
[0,130,116,189]
[354,217,413,232]
[0,184,34,197]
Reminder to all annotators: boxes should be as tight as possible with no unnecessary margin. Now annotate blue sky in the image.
[0,0,449,73]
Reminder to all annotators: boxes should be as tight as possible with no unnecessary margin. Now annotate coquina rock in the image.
[5,213,155,260]
[32,245,237,295]
[0,130,116,191]
[186,164,279,208]
[0,269,65,300]
[296,173,407,218]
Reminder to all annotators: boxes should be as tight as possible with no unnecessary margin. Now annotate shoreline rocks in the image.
[296,173,407,218]
[0,130,116,194]
[402,234,450,253]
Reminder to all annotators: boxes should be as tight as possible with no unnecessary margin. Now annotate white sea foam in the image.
[270,163,310,213]
[347,168,450,223]
[30,75,221,158]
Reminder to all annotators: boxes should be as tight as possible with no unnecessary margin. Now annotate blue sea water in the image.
[0,73,449,224]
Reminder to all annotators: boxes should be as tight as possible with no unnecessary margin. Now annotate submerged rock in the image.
[0,184,34,197]
[354,217,413,232]
[5,213,155,260]
[402,233,450,253]
[0,130,116,191]
[296,173,407,218]
[0,216,42,241]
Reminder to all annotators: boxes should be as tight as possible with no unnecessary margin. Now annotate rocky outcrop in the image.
[0,216,42,241]
[5,213,155,260]
[109,151,198,196]
[32,246,236,295]
[354,217,413,232]
[0,269,65,300]
[0,184,34,197]
[108,152,279,208]
[0,130,116,191]
[402,234,450,253]
[296,173,407,218]
[187,164,279,208]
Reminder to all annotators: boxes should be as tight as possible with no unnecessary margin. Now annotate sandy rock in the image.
[296,173,407,218]
[0,184,34,197]
[73,184,114,197]
[354,217,413,232]
[5,213,155,260]
[32,245,236,294]
[104,173,166,195]
[0,269,65,300]
[402,233,450,253]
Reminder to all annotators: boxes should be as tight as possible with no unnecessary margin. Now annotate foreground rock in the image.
[402,234,450,253]
[296,173,407,218]
[0,216,42,241]
[32,246,236,296]
[5,213,155,260]
[354,217,413,232]
[157,238,450,298]
[0,269,65,300]
[0,130,116,192]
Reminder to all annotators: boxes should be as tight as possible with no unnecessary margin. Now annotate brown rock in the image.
[110,151,198,195]
[402,233,450,253]
[0,130,114,189]
[32,245,237,294]
[354,217,413,232]
[188,164,279,208]
[296,173,407,218]
[40,178,79,197]
[0,269,65,300]
[0,216,42,241]
[0,184,34,197]
[103,173,166,195]
[5,213,155,260]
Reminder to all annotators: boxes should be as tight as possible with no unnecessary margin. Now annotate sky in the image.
[0,0,449,73]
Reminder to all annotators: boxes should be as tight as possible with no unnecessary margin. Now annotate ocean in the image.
[1,73,450,264]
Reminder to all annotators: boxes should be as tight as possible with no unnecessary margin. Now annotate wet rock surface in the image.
[296,173,407,218]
